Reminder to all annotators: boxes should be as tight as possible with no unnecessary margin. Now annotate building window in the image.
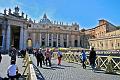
[75,27,77,30]
[49,43,51,46]
[111,43,113,47]
[118,43,120,47]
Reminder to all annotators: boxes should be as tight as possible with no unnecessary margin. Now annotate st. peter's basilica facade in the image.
[0,6,120,50]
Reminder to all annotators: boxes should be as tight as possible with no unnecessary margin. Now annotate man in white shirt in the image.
[7,60,20,80]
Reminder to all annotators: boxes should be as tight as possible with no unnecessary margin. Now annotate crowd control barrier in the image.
[22,52,37,80]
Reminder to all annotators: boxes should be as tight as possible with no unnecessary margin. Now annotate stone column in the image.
[2,29,5,50]
[57,34,58,47]
[36,33,40,48]
[45,33,47,47]
[103,40,106,50]
[51,34,53,47]
[71,35,74,47]
[20,26,24,50]
[114,39,117,50]
[47,33,49,47]
[23,29,27,49]
[6,24,11,50]
[67,34,69,47]
[77,36,80,47]
[39,33,41,47]
[60,34,63,47]
[32,33,36,48]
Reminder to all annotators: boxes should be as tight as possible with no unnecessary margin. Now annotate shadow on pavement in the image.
[60,64,76,68]
[33,63,45,80]
[41,65,65,70]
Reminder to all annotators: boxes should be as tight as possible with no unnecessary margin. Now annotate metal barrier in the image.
[22,52,37,80]
[54,52,120,74]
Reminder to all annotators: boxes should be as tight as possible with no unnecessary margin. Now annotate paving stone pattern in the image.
[31,55,120,80]
[0,55,24,79]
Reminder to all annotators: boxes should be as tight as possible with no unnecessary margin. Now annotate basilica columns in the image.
[6,24,11,50]
[2,28,5,49]
[23,29,27,49]
[57,34,58,47]
[32,33,36,48]
[71,35,75,47]
[51,34,53,47]
[60,34,63,47]
[77,36,80,47]
[47,33,49,47]
[67,34,69,47]
[19,26,24,50]
[45,33,47,47]
[39,33,41,47]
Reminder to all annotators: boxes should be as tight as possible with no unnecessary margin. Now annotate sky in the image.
[0,0,120,29]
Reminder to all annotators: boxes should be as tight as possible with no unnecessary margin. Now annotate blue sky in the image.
[0,0,120,29]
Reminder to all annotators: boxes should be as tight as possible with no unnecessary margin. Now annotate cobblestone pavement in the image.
[31,55,120,80]
[0,54,24,79]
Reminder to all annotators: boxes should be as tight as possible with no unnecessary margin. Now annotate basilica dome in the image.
[39,13,52,24]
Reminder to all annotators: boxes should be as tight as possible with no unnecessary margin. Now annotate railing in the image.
[53,52,120,74]
[22,52,37,80]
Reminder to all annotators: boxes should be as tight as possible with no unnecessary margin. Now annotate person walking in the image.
[7,60,21,80]
[45,48,51,67]
[38,48,44,67]
[81,50,86,69]
[41,49,45,65]
[89,47,96,71]
[57,49,62,65]
[35,49,40,67]
[9,45,17,61]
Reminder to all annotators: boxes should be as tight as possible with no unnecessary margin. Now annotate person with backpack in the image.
[45,48,51,67]
[89,47,96,71]
[38,48,44,67]
[57,49,62,65]
[35,49,41,67]
[9,45,17,61]
[81,50,87,69]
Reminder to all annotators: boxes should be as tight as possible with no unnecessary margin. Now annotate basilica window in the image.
[118,43,120,47]
[49,43,51,47]
[101,43,103,47]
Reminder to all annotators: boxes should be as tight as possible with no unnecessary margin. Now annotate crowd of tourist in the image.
[0,45,97,80]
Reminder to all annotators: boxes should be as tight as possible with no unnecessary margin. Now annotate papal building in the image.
[0,6,120,50]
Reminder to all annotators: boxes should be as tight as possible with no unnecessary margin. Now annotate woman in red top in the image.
[45,49,51,67]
